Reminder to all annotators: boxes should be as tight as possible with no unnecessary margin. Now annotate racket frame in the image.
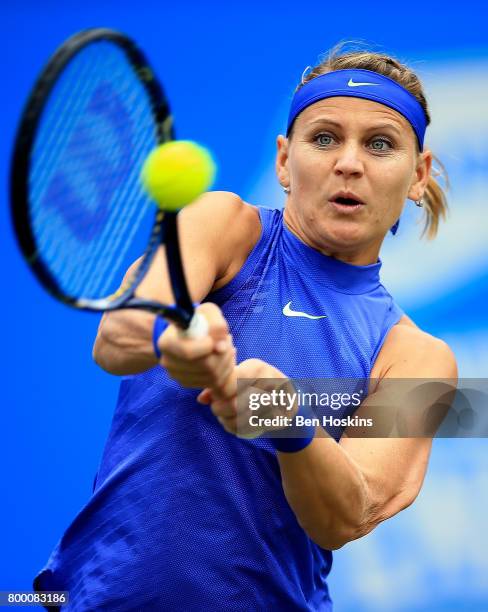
[10,28,195,328]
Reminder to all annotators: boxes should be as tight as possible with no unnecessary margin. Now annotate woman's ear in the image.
[408,149,433,202]
[276,135,290,190]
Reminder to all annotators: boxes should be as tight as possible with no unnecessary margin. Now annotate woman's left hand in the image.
[197,358,298,438]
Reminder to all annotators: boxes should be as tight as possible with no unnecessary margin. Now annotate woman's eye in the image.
[315,133,333,146]
[370,138,392,151]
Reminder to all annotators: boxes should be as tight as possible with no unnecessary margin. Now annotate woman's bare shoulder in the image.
[371,315,457,379]
[179,190,261,285]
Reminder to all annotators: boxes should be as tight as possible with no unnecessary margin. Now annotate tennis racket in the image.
[10,28,207,336]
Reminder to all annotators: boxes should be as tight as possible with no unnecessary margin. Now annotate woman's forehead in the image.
[296,97,410,132]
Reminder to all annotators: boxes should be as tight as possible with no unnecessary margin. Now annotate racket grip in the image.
[180,312,209,338]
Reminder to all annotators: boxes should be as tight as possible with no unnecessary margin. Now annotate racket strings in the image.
[79,86,157,297]
[31,48,100,188]
[68,82,152,296]
[32,45,128,287]
[29,41,159,300]
[31,50,104,272]
[62,45,153,293]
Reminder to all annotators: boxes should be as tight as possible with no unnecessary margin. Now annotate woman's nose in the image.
[333,143,364,178]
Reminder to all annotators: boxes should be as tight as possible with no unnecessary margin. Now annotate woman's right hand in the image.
[158,302,237,400]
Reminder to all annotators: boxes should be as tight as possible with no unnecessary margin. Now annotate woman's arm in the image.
[92,191,260,375]
[277,325,458,550]
[203,323,457,549]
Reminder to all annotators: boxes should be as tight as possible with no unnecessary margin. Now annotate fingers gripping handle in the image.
[152,312,208,359]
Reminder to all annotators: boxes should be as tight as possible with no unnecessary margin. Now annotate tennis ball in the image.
[141,140,217,211]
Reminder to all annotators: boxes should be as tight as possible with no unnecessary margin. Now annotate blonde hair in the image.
[292,42,449,239]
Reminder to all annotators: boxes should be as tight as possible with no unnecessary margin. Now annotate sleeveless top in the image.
[34,206,403,611]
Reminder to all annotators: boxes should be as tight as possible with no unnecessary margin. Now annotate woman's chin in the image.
[319,221,367,248]
[314,221,385,262]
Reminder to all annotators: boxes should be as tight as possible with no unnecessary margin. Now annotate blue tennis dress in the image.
[34,206,403,611]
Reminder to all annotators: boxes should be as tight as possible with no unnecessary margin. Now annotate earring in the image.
[415,198,424,207]
[283,187,290,194]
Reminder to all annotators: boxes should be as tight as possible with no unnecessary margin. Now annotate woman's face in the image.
[276,96,432,264]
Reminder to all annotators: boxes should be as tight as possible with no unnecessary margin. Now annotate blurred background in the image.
[2,1,487,610]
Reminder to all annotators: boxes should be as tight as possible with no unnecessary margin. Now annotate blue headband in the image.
[287,69,427,150]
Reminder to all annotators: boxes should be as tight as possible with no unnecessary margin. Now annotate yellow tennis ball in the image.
[141,140,217,211]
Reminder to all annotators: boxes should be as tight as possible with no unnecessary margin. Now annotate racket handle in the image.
[180,312,209,339]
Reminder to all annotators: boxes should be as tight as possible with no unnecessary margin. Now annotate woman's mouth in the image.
[328,196,365,214]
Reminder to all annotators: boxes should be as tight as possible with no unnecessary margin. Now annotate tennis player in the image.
[35,45,457,611]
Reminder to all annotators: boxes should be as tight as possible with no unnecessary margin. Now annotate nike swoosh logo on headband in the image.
[347,78,380,87]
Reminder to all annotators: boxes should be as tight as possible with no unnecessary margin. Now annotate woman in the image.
[35,45,457,611]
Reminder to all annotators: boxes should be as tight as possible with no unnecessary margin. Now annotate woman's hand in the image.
[197,358,298,438]
[159,302,236,400]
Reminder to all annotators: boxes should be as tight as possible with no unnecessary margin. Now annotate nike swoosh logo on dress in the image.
[282,301,327,320]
